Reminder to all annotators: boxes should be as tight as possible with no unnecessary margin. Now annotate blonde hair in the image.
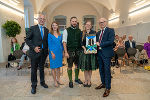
[82,21,92,41]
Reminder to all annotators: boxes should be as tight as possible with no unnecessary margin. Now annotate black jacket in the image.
[26,25,49,59]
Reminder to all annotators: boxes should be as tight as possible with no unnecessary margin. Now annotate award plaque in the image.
[86,34,97,54]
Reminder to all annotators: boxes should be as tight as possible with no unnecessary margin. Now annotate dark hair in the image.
[50,21,60,36]
[70,16,77,21]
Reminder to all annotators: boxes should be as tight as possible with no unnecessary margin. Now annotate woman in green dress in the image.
[11,37,20,54]
[79,21,98,87]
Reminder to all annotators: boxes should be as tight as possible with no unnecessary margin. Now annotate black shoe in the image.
[69,82,73,88]
[41,83,48,88]
[95,84,105,90]
[87,84,91,87]
[83,84,88,87]
[87,82,92,87]
[31,87,36,94]
[75,79,83,84]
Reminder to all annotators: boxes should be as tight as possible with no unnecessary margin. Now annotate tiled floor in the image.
[0,63,150,100]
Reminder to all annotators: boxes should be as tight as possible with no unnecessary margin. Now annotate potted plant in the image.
[2,20,21,37]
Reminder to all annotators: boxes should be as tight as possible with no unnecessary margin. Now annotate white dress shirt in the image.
[38,24,44,36]
[129,40,133,48]
[62,29,68,43]
[13,44,16,51]
[22,43,29,52]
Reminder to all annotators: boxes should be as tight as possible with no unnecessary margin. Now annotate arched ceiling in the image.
[43,0,106,18]
[33,0,117,13]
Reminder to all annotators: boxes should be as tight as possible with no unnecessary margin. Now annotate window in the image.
[83,15,96,30]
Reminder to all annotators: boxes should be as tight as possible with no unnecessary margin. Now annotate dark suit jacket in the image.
[125,40,136,51]
[96,27,115,57]
[26,25,49,59]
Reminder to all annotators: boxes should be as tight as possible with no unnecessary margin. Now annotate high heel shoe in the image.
[83,82,88,87]
[87,82,92,87]
[57,81,64,85]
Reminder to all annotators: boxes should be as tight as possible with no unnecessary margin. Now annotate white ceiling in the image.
[30,0,117,13]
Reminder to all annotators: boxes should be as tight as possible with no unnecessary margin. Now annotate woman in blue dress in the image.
[48,21,63,87]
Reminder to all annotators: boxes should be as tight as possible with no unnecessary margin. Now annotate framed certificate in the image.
[86,34,97,54]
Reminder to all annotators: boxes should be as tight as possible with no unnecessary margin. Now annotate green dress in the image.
[78,30,98,71]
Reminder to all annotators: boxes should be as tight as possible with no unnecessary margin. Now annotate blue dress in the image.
[48,33,63,69]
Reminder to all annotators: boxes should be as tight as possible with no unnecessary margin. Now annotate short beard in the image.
[71,24,77,28]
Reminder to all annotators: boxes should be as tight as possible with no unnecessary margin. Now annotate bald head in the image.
[128,35,133,41]
[38,14,46,26]
[99,18,108,29]
[99,18,107,22]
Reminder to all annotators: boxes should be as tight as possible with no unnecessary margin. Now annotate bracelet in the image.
[50,51,53,54]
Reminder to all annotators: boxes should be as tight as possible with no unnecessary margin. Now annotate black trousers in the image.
[31,50,47,88]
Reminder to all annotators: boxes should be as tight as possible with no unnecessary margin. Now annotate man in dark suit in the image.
[125,35,136,51]
[26,14,49,94]
[95,18,115,97]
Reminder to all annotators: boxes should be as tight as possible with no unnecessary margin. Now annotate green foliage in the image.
[2,20,21,37]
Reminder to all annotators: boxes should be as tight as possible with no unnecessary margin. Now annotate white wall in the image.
[115,22,150,44]
[43,1,110,31]
[0,26,4,62]
[109,0,150,43]
[0,1,25,63]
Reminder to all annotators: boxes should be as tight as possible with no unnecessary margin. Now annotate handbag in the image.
[8,54,16,61]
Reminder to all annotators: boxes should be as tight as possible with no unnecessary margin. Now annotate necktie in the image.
[40,26,43,48]
[99,30,104,44]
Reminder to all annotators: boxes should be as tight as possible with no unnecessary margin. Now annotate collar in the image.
[129,40,132,42]
[71,26,77,29]
[101,27,106,31]
[38,24,44,28]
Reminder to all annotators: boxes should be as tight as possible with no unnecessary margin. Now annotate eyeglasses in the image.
[99,21,106,24]
[39,18,46,21]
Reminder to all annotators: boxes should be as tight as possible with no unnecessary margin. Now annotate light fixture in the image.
[0,1,24,16]
[109,13,120,23]
[109,16,119,23]
[9,0,20,5]
[134,0,146,6]
[129,3,150,16]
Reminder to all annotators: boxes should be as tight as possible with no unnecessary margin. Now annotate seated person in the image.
[114,35,119,44]
[11,37,20,54]
[7,38,20,68]
[114,37,125,51]
[122,34,127,43]
[114,37,128,66]
[125,35,136,51]
[144,36,150,60]
[17,41,30,70]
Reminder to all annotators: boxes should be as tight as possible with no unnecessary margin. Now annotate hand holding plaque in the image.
[86,34,97,54]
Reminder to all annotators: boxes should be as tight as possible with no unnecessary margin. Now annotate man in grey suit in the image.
[26,14,49,94]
